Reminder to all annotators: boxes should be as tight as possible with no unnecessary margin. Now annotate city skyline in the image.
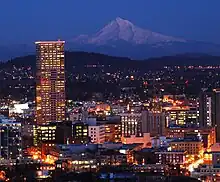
[0,1,220,181]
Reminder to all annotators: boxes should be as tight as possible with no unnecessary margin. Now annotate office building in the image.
[199,88,212,127]
[169,138,203,156]
[98,150,127,166]
[141,110,167,137]
[121,133,151,148]
[155,151,186,165]
[88,125,105,144]
[163,106,198,126]
[104,121,121,142]
[212,89,220,142]
[72,122,89,144]
[120,113,142,137]
[33,121,72,146]
[21,119,35,148]
[166,127,216,148]
[35,40,65,125]
[0,115,22,164]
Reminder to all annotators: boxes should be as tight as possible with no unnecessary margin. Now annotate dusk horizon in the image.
[1,0,220,44]
[0,1,220,181]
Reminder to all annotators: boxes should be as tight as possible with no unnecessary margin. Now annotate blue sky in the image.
[0,0,220,44]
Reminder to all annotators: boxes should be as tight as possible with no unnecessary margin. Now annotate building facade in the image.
[169,139,203,156]
[104,121,121,142]
[155,151,186,165]
[120,113,142,137]
[199,88,212,127]
[33,121,72,146]
[35,41,66,125]
[166,127,216,148]
[212,89,220,142]
[88,125,105,144]
[141,110,166,137]
[72,122,89,144]
[0,116,22,164]
[163,106,198,126]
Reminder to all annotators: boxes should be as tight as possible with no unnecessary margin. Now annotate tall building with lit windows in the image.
[35,41,66,125]
[120,113,142,137]
[212,89,220,142]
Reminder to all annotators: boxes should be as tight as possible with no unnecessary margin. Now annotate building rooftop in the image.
[171,138,201,143]
[0,114,18,124]
[100,150,126,156]
[120,143,142,150]
[35,40,65,44]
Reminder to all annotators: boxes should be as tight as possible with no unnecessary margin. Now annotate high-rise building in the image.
[199,88,212,127]
[141,110,167,137]
[0,115,22,165]
[120,113,142,137]
[212,89,220,142]
[35,41,66,125]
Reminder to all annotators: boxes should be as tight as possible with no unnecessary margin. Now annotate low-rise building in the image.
[33,121,72,146]
[72,122,89,144]
[88,125,105,144]
[133,164,169,175]
[191,165,220,181]
[0,115,22,165]
[121,133,151,148]
[163,106,198,126]
[166,127,216,148]
[98,150,127,166]
[104,121,121,142]
[155,150,186,165]
[169,138,203,156]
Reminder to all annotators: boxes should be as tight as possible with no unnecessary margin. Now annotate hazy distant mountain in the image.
[68,17,220,59]
[0,44,34,61]
[72,17,186,45]
[1,17,220,60]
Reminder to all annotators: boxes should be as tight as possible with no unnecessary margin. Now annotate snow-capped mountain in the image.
[72,17,186,45]
[68,17,220,59]
[0,17,220,61]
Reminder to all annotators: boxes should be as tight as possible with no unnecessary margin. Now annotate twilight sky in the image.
[0,0,220,44]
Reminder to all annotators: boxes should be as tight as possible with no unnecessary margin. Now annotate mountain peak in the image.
[73,17,186,45]
[115,17,132,25]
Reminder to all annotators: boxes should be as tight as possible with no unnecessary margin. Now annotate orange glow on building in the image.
[0,171,6,181]
[121,133,151,148]
[35,41,66,124]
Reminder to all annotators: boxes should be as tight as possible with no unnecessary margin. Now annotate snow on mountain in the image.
[72,17,186,45]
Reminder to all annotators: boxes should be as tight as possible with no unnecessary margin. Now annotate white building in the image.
[9,103,29,115]
[120,113,142,137]
[88,125,105,144]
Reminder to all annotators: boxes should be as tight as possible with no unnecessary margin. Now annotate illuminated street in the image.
[188,158,204,172]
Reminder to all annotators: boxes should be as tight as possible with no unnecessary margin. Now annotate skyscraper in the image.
[199,88,212,127]
[141,110,166,137]
[0,115,22,164]
[35,41,66,125]
[212,89,220,142]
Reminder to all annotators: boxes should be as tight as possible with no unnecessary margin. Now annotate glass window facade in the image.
[35,41,66,124]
